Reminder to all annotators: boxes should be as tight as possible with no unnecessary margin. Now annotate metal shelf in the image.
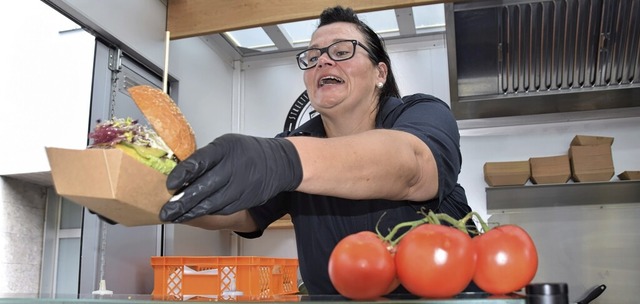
[486,180,640,212]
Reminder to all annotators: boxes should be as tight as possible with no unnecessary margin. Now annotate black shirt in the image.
[237,94,471,295]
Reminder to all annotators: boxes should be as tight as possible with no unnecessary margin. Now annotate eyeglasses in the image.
[295,40,376,70]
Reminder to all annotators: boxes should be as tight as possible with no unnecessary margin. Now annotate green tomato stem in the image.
[382,217,430,246]
[378,210,492,247]
[467,211,491,233]
[430,211,469,234]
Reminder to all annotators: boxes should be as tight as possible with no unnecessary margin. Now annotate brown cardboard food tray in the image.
[483,161,531,187]
[529,155,571,184]
[568,135,614,182]
[618,171,640,181]
[570,135,614,146]
[46,147,171,226]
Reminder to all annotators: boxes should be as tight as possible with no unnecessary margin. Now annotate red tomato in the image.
[328,231,396,300]
[395,224,476,298]
[473,224,538,295]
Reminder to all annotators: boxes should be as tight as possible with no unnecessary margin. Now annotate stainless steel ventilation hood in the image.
[445,0,640,123]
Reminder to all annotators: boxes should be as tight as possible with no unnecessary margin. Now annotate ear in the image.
[376,62,388,84]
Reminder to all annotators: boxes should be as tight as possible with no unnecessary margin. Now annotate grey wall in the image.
[0,177,47,294]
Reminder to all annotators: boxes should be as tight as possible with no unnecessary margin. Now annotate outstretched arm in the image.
[182,210,258,232]
[290,128,438,202]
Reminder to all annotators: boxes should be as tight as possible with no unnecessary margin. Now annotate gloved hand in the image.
[159,133,303,223]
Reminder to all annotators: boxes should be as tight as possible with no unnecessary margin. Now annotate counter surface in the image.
[0,293,526,303]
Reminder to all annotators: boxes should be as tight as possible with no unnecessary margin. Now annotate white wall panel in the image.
[169,39,235,146]
[0,0,93,175]
[387,35,450,103]
[241,57,306,137]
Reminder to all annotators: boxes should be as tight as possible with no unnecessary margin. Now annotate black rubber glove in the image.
[159,133,303,223]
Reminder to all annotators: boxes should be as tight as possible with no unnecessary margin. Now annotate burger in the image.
[88,117,177,174]
[88,85,196,174]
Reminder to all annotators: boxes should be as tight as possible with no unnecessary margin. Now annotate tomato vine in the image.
[329,210,538,299]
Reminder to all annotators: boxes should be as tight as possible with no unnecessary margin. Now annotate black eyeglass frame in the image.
[295,39,377,70]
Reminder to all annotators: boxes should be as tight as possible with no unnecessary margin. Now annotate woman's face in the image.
[303,22,387,118]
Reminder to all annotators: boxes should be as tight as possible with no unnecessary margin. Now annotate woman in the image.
[160,6,473,295]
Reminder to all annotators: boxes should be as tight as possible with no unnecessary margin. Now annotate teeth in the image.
[319,76,344,86]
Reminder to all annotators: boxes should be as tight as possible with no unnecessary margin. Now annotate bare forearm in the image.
[182,210,258,232]
[288,129,438,201]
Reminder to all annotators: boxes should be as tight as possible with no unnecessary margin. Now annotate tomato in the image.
[472,224,538,295]
[395,224,476,298]
[328,231,396,300]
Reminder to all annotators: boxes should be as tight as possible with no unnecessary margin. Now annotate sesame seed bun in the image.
[127,85,196,161]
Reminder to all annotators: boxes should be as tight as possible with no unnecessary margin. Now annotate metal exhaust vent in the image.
[446,0,640,121]
[499,0,639,93]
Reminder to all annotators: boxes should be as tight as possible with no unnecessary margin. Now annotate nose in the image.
[316,52,334,68]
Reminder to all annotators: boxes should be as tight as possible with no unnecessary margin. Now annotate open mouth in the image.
[318,76,345,87]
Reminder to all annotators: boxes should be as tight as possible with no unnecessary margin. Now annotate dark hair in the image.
[317,6,401,100]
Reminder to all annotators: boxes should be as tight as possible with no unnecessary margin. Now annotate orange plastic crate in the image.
[151,256,299,300]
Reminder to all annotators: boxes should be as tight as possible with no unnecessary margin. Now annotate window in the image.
[221,4,445,56]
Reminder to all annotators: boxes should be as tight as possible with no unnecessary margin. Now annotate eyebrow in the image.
[308,38,351,49]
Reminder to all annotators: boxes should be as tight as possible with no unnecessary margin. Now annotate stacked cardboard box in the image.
[618,171,640,180]
[484,134,616,187]
[568,135,615,182]
[483,161,531,186]
[529,155,571,184]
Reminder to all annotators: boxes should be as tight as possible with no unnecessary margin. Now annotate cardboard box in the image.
[483,161,531,186]
[570,135,614,146]
[569,135,614,182]
[618,171,640,181]
[529,155,571,184]
[46,147,172,226]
